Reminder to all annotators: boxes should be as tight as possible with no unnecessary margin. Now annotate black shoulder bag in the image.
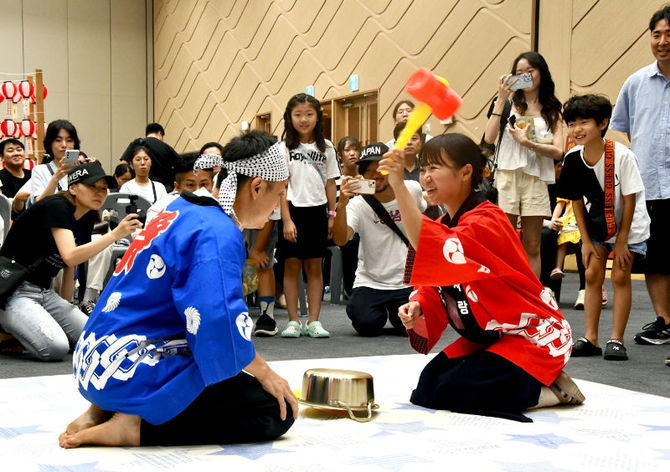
[0,256,45,309]
[362,195,409,246]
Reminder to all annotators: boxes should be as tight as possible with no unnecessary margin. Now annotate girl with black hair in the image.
[119,145,168,204]
[378,133,583,421]
[278,93,340,338]
[30,119,81,204]
[483,51,564,278]
[113,163,134,190]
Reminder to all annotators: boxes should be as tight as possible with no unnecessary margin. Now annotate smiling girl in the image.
[278,93,340,338]
[378,133,583,421]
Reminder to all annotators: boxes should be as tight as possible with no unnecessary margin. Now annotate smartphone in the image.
[356,179,376,195]
[508,73,533,90]
[63,149,80,169]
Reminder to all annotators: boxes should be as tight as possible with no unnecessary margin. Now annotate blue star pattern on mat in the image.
[0,425,42,439]
[38,463,112,472]
[652,448,670,461]
[526,411,580,424]
[373,420,442,437]
[347,453,432,472]
[506,433,577,449]
[642,424,670,431]
[501,460,573,472]
[389,402,437,413]
[209,441,290,460]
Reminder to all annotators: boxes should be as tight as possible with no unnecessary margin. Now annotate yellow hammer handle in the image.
[395,102,432,149]
[381,101,432,175]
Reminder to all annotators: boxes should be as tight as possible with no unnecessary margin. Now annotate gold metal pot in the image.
[299,368,379,422]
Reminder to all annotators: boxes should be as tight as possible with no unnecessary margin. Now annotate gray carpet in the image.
[1,273,668,397]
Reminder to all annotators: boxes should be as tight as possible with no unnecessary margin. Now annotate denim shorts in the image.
[592,240,647,258]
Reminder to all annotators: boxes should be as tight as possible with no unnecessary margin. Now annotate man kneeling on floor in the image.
[333,142,426,336]
[59,131,298,448]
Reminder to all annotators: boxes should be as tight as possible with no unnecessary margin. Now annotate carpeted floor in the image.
[1,354,669,471]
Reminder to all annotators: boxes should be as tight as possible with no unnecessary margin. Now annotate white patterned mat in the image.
[1,354,669,471]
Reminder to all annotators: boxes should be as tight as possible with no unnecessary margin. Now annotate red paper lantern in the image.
[12,123,21,138]
[1,81,17,100]
[1,119,17,138]
[19,119,36,138]
[0,94,4,104]
[30,85,48,103]
[18,80,35,99]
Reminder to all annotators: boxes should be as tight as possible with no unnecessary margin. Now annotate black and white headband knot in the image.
[193,153,223,173]
[215,142,288,218]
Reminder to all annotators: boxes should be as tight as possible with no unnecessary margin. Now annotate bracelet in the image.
[328,210,336,217]
[491,112,502,116]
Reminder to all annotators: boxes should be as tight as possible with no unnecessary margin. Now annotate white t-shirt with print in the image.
[346,180,427,290]
[282,140,340,207]
[120,179,168,205]
[562,141,650,244]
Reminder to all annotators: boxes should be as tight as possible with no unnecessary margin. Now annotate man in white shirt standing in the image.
[333,143,426,336]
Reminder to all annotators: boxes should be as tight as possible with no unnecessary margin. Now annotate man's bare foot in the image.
[63,404,111,436]
[59,412,141,448]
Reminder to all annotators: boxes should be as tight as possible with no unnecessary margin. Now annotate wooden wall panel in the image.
[153,0,535,150]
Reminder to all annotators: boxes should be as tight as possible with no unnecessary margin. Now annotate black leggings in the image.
[346,286,411,336]
[141,372,295,446]
[411,351,542,422]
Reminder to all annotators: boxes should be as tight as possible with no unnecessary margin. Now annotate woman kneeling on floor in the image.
[378,133,584,422]
[0,161,141,361]
[59,131,297,448]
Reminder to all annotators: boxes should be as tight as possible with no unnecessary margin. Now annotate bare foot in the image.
[63,404,111,436]
[59,412,141,448]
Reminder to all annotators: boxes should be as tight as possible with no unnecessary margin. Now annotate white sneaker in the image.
[574,289,585,310]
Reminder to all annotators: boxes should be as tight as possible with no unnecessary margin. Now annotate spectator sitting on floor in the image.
[113,163,133,191]
[0,138,32,199]
[333,142,426,336]
[0,161,142,361]
[145,152,214,223]
[120,124,180,192]
[120,144,168,205]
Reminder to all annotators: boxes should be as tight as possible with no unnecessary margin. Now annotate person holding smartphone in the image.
[333,142,426,336]
[483,52,564,279]
[30,120,81,205]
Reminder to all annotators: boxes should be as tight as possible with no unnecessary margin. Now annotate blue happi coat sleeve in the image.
[170,218,256,386]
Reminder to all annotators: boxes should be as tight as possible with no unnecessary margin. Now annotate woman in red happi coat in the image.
[378,133,584,422]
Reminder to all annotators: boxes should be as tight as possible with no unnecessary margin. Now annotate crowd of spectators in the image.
[0,6,668,373]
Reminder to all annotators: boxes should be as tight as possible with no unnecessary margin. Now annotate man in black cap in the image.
[332,142,426,336]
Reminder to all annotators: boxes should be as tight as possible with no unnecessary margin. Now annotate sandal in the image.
[550,268,565,280]
[303,321,330,338]
[280,321,302,338]
[571,337,602,357]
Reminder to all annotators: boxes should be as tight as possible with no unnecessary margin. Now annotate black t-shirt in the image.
[0,168,31,198]
[0,194,96,288]
[120,137,179,192]
[556,149,607,241]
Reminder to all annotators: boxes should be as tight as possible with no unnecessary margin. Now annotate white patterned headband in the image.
[197,142,288,218]
[193,153,223,173]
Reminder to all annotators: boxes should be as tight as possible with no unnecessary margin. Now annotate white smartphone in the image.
[508,73,533,90]
[63,149,80,168]
[356,179,376,195]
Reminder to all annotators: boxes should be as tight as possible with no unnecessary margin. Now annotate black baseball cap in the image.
[356,142,389,164]
[68,161,116,188]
